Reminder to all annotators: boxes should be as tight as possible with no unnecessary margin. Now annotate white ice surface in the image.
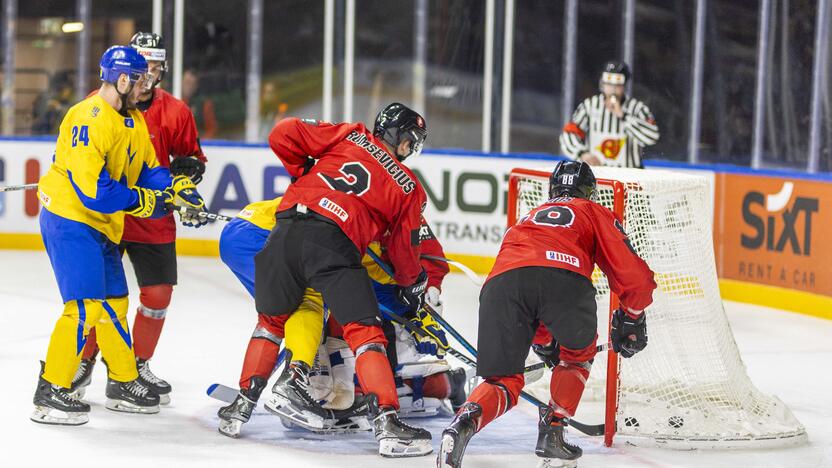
[1,250,830,467]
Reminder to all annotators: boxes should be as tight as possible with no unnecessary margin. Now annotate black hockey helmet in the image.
[600,60,631,86]
[373,102,427,161]
[130,32,167,86]
[549,160,597,200]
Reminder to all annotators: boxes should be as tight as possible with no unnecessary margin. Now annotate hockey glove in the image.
[425,286,443,315]
[409,309,449,357]
[531,340,560,368]
[610,308,648,358]
[171,175,208,228]
[170,156,206,185]
[126,187,173,219]
[395,270,428,314]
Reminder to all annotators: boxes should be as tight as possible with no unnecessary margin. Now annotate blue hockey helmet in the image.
[99,45,148,86]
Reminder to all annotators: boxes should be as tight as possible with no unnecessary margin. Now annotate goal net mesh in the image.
[512,166,806,448]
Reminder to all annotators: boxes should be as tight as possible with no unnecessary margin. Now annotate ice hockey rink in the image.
[1,250,830,468]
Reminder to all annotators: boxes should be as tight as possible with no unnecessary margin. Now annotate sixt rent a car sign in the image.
[716,173,830,296]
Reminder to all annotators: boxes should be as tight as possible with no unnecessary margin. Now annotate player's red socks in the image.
[464,374,524,431]
[238,314,288,390]
[239,337,281,390]
[132,284,173,360]
[549,343,595,419]
[343,322,399,409]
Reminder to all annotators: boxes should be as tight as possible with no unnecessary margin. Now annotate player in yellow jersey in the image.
[31,45,206,426]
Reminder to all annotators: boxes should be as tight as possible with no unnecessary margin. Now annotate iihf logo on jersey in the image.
[741,182,819,256]
[124,117,134,128]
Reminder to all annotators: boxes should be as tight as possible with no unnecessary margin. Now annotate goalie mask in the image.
[548,161,597,200]
[373,102,427,162]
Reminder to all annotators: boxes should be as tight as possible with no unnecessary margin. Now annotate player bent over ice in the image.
[32,45,205,425]
[256,104,433,457]
[217,197,465,436]
[216,197,343,437]
[437,161,656,468]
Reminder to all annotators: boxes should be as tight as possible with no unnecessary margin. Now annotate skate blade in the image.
[105,399,160,414]
[397,407,440,418]
[437,433,457,467]
[218,418,243,438]
[307,417,372,434]
[378,438,433,458]
[30,406,89,426]
[537,458,578,468]
[159,393,171,405]
[264,396,325,429]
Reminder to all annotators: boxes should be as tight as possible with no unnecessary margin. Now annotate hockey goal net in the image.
[509,166,806,449]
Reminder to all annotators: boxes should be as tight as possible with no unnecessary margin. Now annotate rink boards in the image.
[0,137,828,319]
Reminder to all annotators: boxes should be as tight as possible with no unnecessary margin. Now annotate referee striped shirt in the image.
[559,93,659,168]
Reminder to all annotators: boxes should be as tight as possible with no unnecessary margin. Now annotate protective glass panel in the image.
[261,0,324,139]
[761,0,816,169]
[699,0,759,165]
[184,2,247,140]
[509,0,564,153]
[633,0,695,161]
[18,0,80,135]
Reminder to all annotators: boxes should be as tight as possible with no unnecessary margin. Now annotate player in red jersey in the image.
[254,103,433,457]
[72,33,208,404]
[438,161,657,468]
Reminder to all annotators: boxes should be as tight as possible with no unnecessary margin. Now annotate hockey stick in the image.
[420,254,483,286]
[168,205,235,222]
[206,348,287,403]
[423,303,605,437]
[0,183,38,192]
[366,250,606,436]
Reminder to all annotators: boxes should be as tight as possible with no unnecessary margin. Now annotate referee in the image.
[559,61,659,168]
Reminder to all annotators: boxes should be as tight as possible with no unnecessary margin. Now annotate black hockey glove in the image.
[531,340,560,368]
[395,270,428,314]
[610,308,648,358]
[170,156,206,185]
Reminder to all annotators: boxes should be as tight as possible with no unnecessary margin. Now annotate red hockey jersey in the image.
[121,88,206,244]
[376,219,450,290]
[488,197,656,312]
[270,118,427,286]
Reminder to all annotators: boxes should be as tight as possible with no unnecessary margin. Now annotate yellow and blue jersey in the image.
[37,94,172,244]
[235,198,282,231]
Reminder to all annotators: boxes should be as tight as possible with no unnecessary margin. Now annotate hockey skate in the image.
[264,361,328,429]
[217,377,267,438]
[105,378,160,414]
[369,396,432,458]
[282,393,374,434]
[437,402,481,468]
[31,362,90,426]
[136,358,172,405]
[535,406,581,468]
[68,357,96,400]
